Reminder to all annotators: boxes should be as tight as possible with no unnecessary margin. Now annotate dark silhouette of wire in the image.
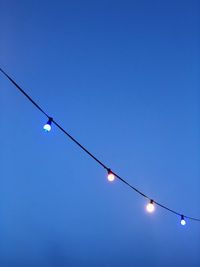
[1,67,199,223]
[0,67,49,118]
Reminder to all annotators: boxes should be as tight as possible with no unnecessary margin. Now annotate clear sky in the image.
[0,0,200,266]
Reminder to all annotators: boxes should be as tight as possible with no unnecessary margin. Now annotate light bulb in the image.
[43,118,53,132]
[181,215,186,226]
[107,169,115,182]
[146,200,155,213]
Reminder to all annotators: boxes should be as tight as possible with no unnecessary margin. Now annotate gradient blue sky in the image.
[0,0,200,266]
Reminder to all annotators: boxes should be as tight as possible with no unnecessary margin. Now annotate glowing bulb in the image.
[181,215,186,226]
[43,124,51,132]
[43,117,53,132]
[107,169,115,182]
[146,200,155,213]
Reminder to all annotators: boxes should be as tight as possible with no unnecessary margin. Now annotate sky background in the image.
[0,0,200,266]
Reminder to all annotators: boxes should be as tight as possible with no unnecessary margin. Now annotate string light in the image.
[1,66,200,225]
[146,199,155,213]
[107,169,115,182]
[43,117,53,132]
[181,215,186,226]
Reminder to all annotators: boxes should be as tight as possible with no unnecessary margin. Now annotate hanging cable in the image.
[1,67,199,224]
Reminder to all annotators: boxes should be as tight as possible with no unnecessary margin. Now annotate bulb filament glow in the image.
[146,199,155,213]
[107,169,115,182]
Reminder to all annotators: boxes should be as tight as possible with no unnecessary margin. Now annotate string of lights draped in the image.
[1,67,200,226]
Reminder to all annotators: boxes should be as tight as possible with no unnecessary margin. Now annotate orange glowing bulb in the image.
[107,170,115,182]
[146,200,155,213]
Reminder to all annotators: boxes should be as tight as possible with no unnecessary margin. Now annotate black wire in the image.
[0,67,49,118]
[53,120,108,170]
[1,66,200,223]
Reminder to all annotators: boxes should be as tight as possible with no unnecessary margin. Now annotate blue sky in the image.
[0,0,200,266]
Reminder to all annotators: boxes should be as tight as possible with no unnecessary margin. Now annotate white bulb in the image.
[146,201,155,213]
[180,215,186,226]
[181,219,186,226]
[43,124,51,132]
[107,172,115,182]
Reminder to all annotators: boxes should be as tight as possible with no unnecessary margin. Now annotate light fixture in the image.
[181,215,186,226]
[146,199,155,213]
[43,117,53,132]
[107,169,115,182]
